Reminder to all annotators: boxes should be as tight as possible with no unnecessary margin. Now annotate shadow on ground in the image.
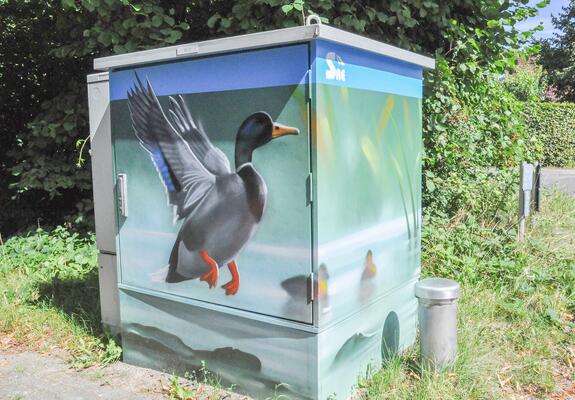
[36,269,103,335]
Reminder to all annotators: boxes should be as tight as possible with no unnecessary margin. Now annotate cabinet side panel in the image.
[97,253,120,333]
[318,280,418,399]
[312,40,423,326]
[88,77,116,253]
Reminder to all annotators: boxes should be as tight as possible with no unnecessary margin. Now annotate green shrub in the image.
[0,226,96,285]
[423,60,540,219]
[422,168,524,286]
[523,102,575,168]
[0,226,99,336]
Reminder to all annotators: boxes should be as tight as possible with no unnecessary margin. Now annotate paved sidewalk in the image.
[0,350,250,400]
[0,351,172,400]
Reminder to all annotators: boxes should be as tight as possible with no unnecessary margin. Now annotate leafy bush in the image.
[0,226,98,332]
[523,102,575,168]
[423,59,540,218]
[0,226,96,282]
[0,0,190,233]
[422,164,524,285]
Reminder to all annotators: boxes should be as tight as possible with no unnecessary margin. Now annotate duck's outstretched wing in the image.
[167,95,231,175]
[128,75,215,220]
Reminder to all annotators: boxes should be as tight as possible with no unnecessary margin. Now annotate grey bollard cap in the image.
[415,278,460,300]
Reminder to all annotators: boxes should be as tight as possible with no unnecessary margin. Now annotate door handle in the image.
[117,173,128,217]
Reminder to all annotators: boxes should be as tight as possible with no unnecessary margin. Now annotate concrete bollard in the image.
[415,278,461,369]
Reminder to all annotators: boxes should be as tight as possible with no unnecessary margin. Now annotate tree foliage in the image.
[538,0,575,102]
[0,0,190,233]
[0,0,547,234]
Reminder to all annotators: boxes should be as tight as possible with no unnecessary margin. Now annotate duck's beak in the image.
[272,122,299,138]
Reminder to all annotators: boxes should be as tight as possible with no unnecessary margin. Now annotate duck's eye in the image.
[275,126,279,130]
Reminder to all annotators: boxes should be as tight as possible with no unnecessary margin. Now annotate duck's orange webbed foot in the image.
[199,250,219,288]
[221,261,240,296]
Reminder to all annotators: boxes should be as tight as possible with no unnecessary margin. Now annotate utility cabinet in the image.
[88,23,434,400]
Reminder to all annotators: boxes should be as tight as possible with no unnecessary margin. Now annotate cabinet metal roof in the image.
[94,24,435,71]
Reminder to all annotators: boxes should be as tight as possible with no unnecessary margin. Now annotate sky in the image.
[515,0,570,40]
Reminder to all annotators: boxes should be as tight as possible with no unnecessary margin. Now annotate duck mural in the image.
[359,249,377,304]
[127,75,299,295]
[360,250,377,281]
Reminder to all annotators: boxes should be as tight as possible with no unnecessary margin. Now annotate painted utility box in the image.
[88,23,434,400]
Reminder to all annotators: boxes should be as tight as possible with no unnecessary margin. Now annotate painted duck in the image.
[281,263,330,302]
[128,75,299,295]
[359,250,377,304]
[361,250,377,281]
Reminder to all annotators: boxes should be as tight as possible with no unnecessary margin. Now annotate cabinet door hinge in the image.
[308,272,315,302]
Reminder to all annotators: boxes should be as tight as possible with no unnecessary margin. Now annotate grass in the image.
[164,363,238,400]
[360,190,575,399]
[0,226,121,367]
[0,191,573,399]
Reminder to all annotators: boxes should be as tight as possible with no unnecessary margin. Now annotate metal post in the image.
[415,278,461,369]
[534,161,541,212]
[518,162,534,241]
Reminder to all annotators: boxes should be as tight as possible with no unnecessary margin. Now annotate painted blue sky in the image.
[516,0,570,40]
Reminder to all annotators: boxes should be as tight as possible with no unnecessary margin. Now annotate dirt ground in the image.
[0,350,249,400]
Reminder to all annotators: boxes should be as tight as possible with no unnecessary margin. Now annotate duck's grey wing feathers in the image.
[167,95,231,175]
[127,74,215,220]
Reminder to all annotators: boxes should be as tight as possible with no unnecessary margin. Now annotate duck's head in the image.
[235,112,299,168]
[362,250,377,280]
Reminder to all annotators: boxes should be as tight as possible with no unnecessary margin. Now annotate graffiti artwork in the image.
[112,44,313,323]
[98,30,431,400]
[127,75,299,295]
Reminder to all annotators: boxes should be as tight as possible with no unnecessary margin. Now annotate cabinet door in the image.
[110,44,313,323]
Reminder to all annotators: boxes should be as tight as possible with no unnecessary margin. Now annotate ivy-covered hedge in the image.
[524,102,575,168]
